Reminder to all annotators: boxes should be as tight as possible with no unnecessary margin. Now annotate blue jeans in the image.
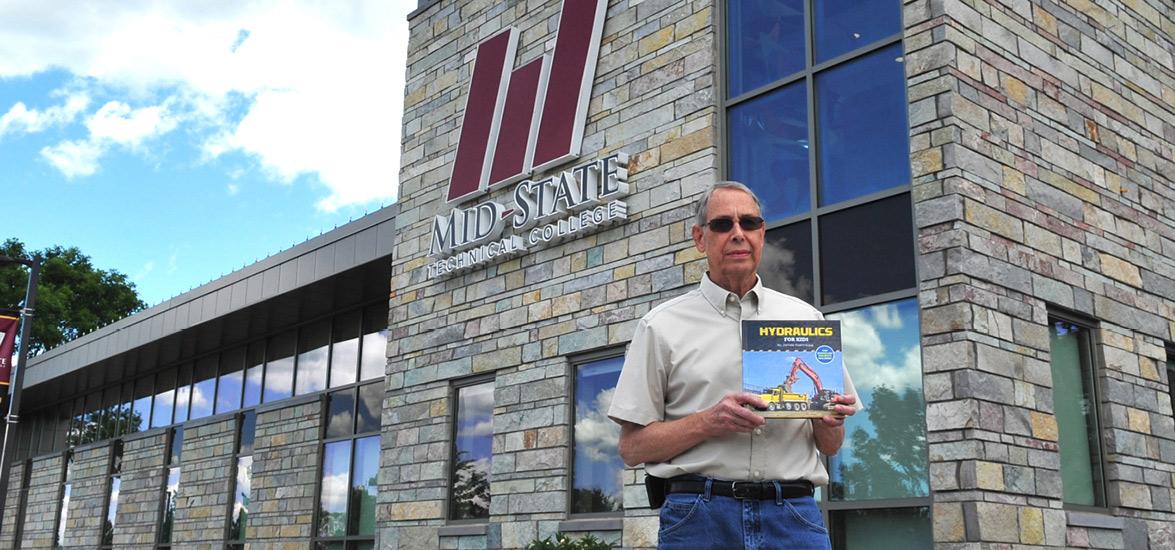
[657,479,831,550]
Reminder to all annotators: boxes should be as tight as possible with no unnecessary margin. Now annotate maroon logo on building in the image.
[446,0,608,204]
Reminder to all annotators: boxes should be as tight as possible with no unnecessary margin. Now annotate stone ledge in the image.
[438,523,487,537]
[1067,510,1123,530]
[557,517,623,532]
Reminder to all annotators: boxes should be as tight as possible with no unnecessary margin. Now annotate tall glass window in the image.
[158,427,183,549]
[173,363,191,425]
[190,356,218,420]
[243,342,265,409]
[315,383,380,548]
[53,452,72,549]
[330,310,361,388]
[264,331,296,403]
[826,299,928,501]
[1166,346,1174,420]
[226,412,256,550]
[131,377,153,433]
[100,441,123,549]
[152,369,176,429]
[297,319,330,395]
[217,347,246,414]
[1049,316,1106,507]
[360,303,389,381]
[571,355,624,515]
[449,379,493,521]
[724,1,923,545]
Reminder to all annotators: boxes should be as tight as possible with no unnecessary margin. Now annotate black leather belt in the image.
[667,478,814,500]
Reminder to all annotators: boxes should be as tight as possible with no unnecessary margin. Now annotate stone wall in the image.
[388,0,717,547]
[113,431,168,549]
[905,0,1173,547]
[248,397,322,548]
[0,460,27,550]
[173,415,236,548]
[18,454,64,549]
[61,442,113,547]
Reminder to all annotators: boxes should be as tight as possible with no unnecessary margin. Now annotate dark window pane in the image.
[834,507,931,548]
[760,221,813,304]
[1167,349,1174,419]
[325,389,356,439]
[174,363,191,424]
[450,381,493,520]
[360,304,388,381]
[352,435,379,535]
[131,377,152,433]
[297,320,330,396]
[229,455,252,541]
[726,0,805,97]
[152,369,176,429]
[169,427,184,465]
[330,310,361,388]
[264,332,295,403]
[158,466,180,543]
[816,43,910,206]
[728,81,810,222]
[819,193,915,304]
[82,392,102,445]
[318,440,352,537]
[813,0,902,63]
[238,411,257,455]
[316,543,345,550]
[190,356,217,420]
[827,299,928,501]
[244,342,265,408]
[217,347,246,414]
[572,356,624,514]
[357,383,382,435]
[101,386,121,441]
[1050,319,1105,506]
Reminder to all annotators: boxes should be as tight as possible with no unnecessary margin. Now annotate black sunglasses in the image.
[703,215,765,233]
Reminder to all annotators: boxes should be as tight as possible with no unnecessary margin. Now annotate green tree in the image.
[0,238,145,356]
[832,384,929,500]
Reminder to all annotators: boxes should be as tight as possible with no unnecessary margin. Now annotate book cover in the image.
[742,320,845,418]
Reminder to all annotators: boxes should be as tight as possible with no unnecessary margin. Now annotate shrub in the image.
[525,533,613,550]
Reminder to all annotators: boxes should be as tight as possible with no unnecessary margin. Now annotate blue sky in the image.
[0,2,414,306]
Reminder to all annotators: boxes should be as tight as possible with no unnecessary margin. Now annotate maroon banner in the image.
[0,315,17,386]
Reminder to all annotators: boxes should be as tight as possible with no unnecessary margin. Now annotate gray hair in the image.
[694,181,763,226]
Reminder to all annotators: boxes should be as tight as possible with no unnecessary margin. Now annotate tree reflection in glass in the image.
[827,298,928,500]
[450,381,493,520]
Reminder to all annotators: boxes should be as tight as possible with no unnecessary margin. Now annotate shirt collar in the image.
[700,273,764,318]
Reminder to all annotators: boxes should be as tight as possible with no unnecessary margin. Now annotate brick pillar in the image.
[0,460,27,550]
[113,431,168,549]
[62,442,113,547]
[18,454,64,549]
[173,415,236,549]
[249,398,321,546]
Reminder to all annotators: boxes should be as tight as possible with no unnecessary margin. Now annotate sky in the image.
[0,1,415,307]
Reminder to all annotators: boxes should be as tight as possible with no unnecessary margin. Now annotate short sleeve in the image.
[607,317,666,427]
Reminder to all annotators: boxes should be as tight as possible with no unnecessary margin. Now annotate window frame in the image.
[224,410,256,547]
[156,427,183,549]
[1166,344,1174,422]
[52,450,73,549]
[566,348,627,518]
[311,382,382,546]
[446,374,495,524]
[99,440,123,549]
[1047,308,1109,511]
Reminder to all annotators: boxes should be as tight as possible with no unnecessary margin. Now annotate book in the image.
[741,320,845,418]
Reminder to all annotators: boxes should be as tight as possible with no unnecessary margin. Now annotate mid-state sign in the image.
[428,0,624,279]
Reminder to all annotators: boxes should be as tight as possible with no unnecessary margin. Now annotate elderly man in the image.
[607,181,860,549]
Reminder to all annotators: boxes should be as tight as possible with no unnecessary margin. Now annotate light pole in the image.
[0,254,40,537]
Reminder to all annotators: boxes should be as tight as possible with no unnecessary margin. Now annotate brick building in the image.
[2,0,1172,548]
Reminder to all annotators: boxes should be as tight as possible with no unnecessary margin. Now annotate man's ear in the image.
[692,224,705,252]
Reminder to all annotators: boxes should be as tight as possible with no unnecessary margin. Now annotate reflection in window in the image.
[53,452,72,548]
[173,364,191,425]
[319,441,351,537]
[227,412,256,546]
[819,193,916,305]
[816,43,910,206]
[1049,318,1105,507]
[132,377,153,433]
[1167,347,1174,418]
[217,347,246,414]
[158,428,183,548]
[357,383,382,435]
[760,221,813,305]
[100,441,123,549]
[152,369,176,429]
[325,389,357,440]
[728,81,810,222]
[726,0,804,97]
[191,357,218,420]
[297,320,331,396]
[827,298,928,501]
[264,332,296,403]
[360,303,388,381]
[572,356,624,514]
[243,343,265,409]
[833,507,932,548]
[813,0,901,63]
[352,436,379,535]
[316,384,380,546]
[450,380,493,520]
[330,310,361,388]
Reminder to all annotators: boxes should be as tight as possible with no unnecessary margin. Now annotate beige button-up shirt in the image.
[608,274,861,485]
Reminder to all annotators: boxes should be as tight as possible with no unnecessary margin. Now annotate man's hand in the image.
[816,393,858,428]
[700,392,768,436]
[812,394,857,455]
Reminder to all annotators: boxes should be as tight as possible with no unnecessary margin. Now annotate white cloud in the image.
[575,387,621,462]
[0,1,408,210]
[831,309,921,394]
[871,303,904,330]
[40,139,104,178]
[0,92,90,138]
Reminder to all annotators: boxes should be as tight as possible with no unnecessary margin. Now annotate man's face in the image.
[691,188,765,290]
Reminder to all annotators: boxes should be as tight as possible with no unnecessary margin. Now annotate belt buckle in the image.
[730,481,755,499]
